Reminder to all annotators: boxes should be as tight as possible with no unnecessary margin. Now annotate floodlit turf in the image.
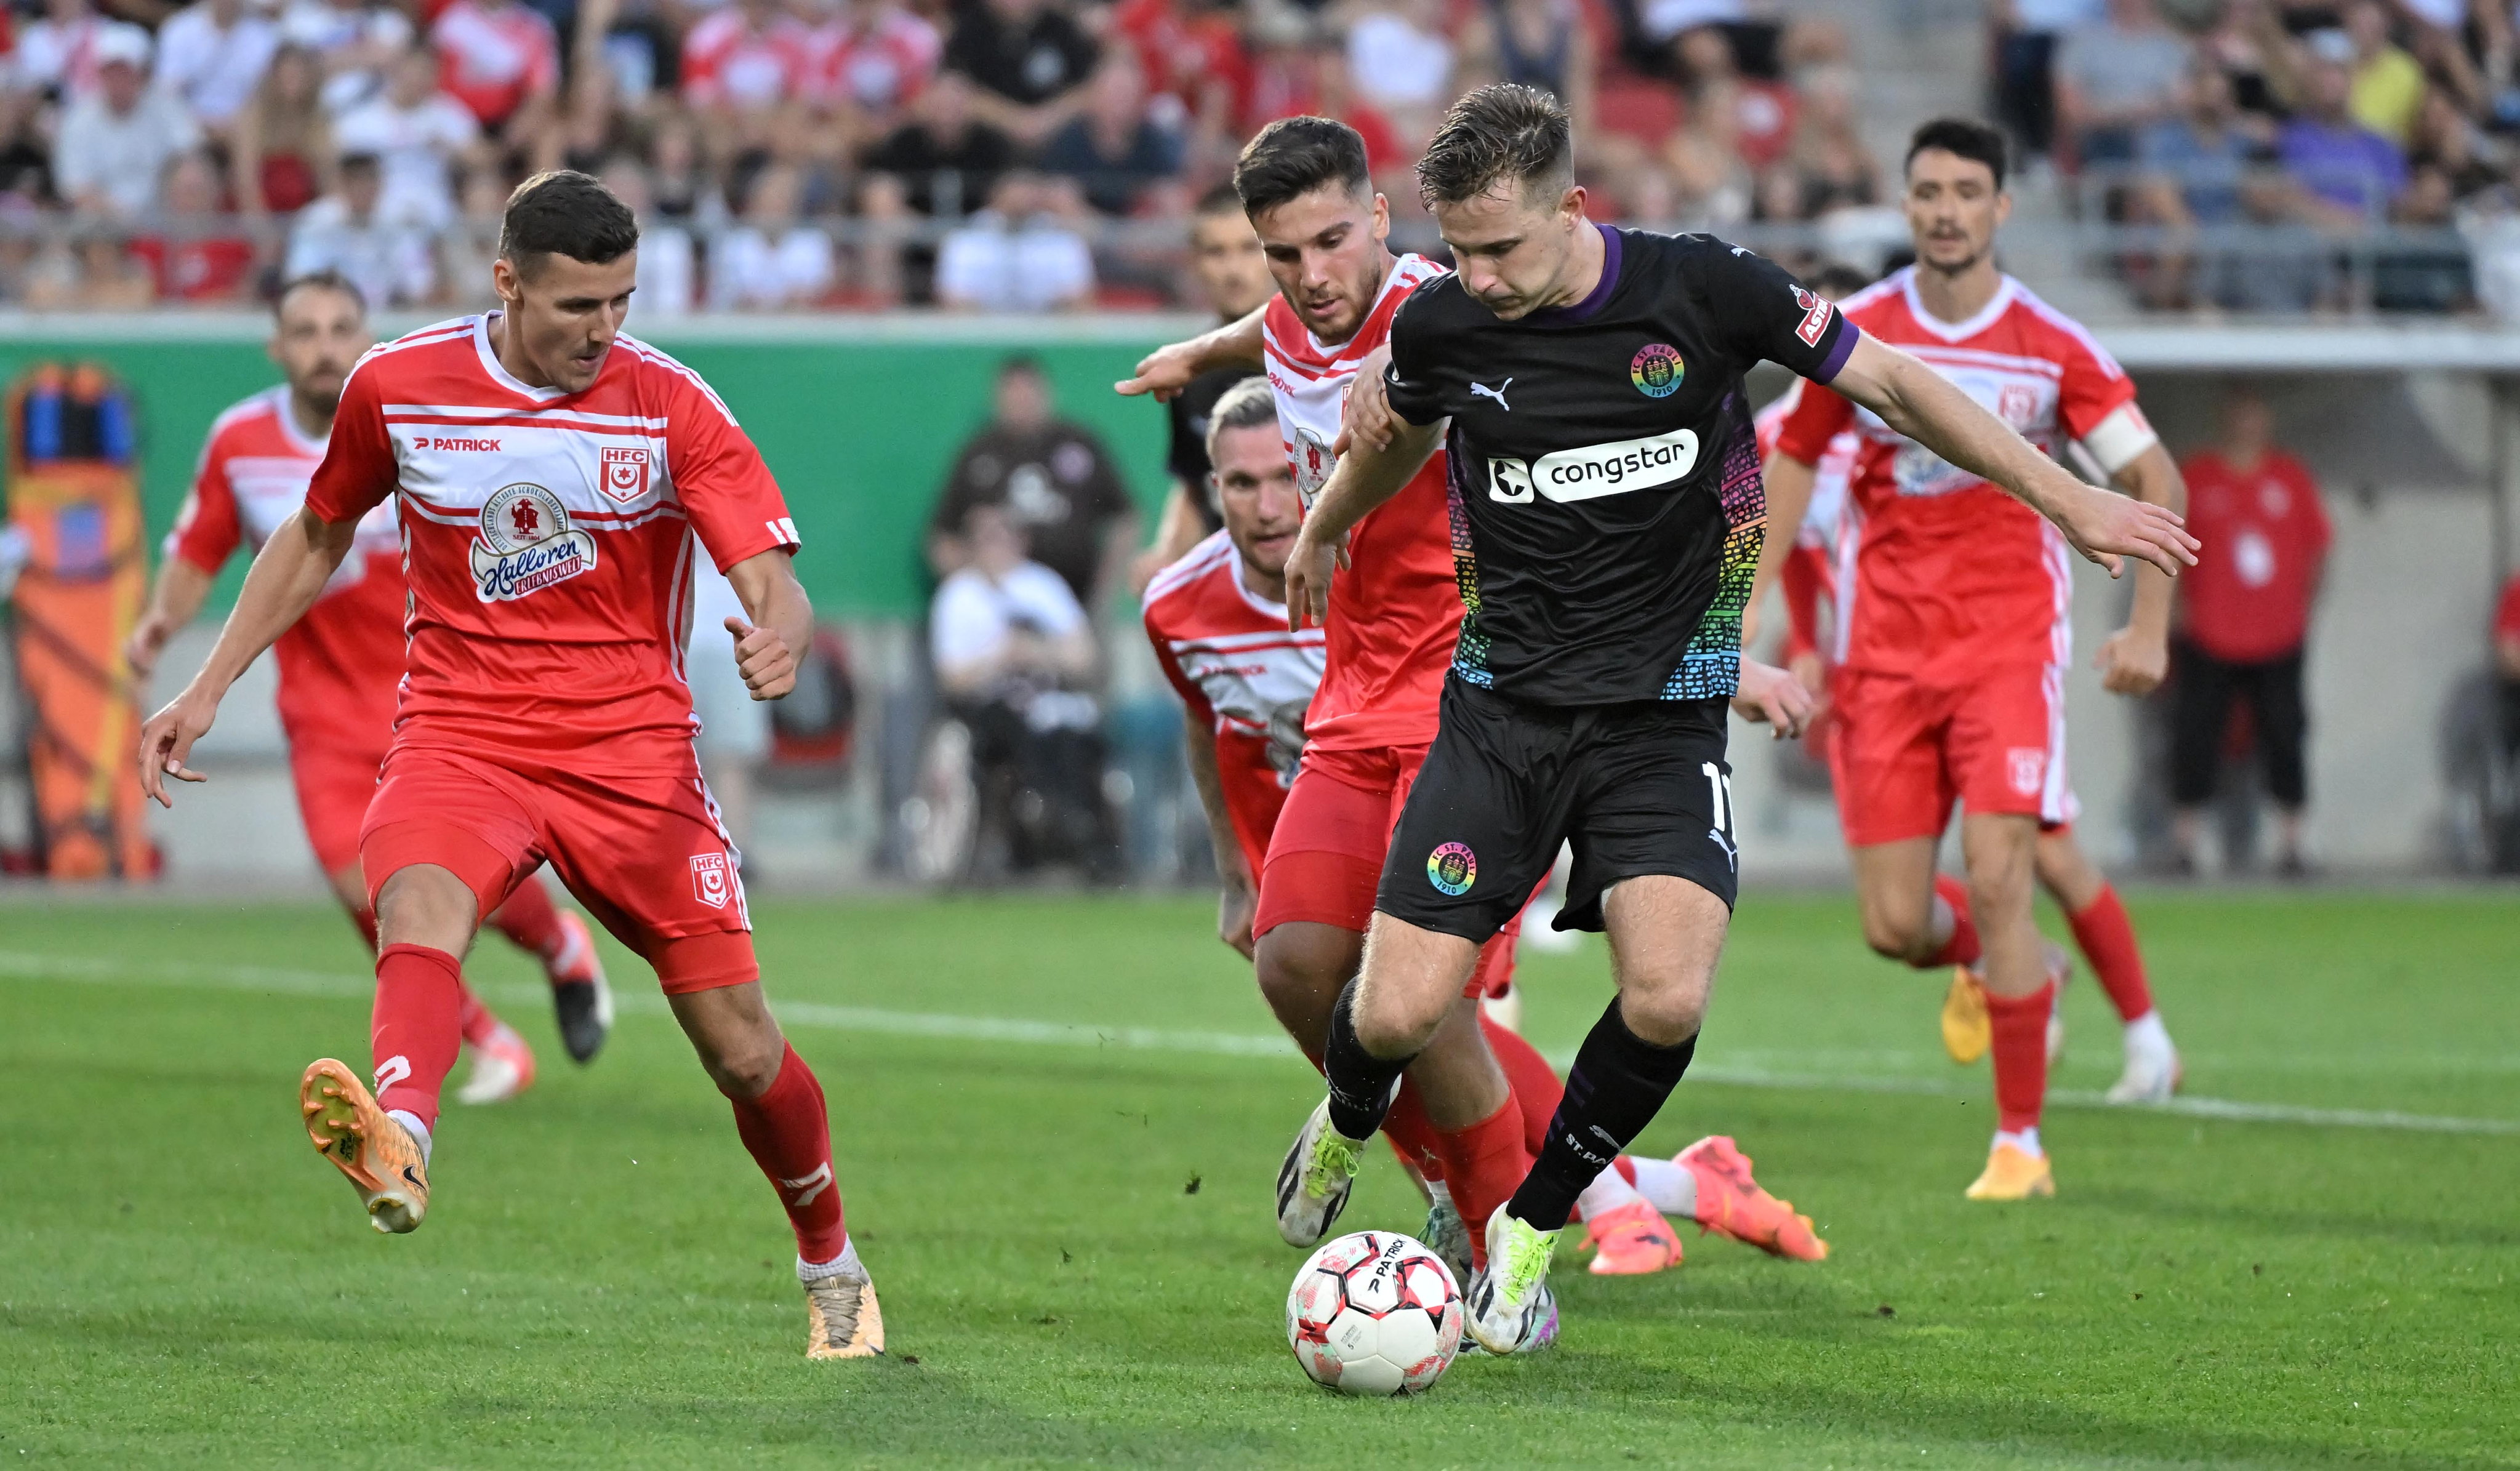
[2,889,2514,1468]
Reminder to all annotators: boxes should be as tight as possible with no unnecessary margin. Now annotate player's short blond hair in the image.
[1204,376,1280,465]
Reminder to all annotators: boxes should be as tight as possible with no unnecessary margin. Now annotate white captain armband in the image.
[2078,403,2159,477]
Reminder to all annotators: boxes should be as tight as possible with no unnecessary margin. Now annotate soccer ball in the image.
[1285,1230,1463,1395]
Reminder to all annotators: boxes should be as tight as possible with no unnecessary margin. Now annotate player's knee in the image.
[699,1030,787,1098]
[1858,903,1929,962]
[1616,972,1711,1046]
[1351,983,1445,1059]
[373,864,480,951]
[1253,924,1357,1049]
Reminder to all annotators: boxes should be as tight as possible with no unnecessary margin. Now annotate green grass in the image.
[2,890,2515,1467]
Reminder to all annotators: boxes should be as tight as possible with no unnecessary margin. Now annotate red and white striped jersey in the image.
[800,6,940,113]
[1753,395,1853,665]
[1261,252,1456,752]
[429,0,558,124]
[167,385,406,756]
[1771,268,2139,681]
[680,8,813,110]
[1142,529,1325,876]
[304,314,800,768]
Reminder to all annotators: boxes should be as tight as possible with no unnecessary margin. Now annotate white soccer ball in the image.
[1285,1230,1463,1396]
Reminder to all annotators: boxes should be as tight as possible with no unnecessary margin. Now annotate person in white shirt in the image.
[934,172,1095,313]
[707,161,835,310]
[601,154,696,315]
[10,0,112,102]
[333,45,484,228]
[279,0,414,111]
[54,26,201,218]
[283,151,436,305]
[154,0,281,135]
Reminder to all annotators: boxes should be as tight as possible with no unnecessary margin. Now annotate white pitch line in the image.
[5,950,2515,1138]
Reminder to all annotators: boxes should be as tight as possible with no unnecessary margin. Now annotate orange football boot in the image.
[1964,1141,2055,1201]
[1677,1136,1828,1261]
[1942,968,1991,1065]
[1581,1198,1683,1276]
[804,1270,886,1360]
[299,1059,430,1233]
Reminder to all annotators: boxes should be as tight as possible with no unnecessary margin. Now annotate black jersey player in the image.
[1273,83,2199,1354]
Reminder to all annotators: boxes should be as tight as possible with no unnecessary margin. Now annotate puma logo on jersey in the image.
[1470,378,1513,411]
[1487,428,1701,504]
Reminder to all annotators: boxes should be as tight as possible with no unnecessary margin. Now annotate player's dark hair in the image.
[499,169,640,276]
[1904,116,2008,190]
[1234,116,1370,217]
[1415,82,1574,209]
[1194,180,1244,218]
[1203,375,1279,463]
[273,268,366,319]
[1803,263,1873,301]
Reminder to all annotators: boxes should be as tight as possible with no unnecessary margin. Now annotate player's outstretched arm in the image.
[1114,305,1267,403]
[1179,706,1256,958]
[724,548,813,701]
[126,555,216,679]
[136,507,359,807]
[1826,334,2199,580]
[2093,441,2186,697]
[1746,447,1820,650]
[1284,417,1442,631]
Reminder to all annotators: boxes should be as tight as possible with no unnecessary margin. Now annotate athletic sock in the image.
[371,944,463,1132]
[454,980,502,1048]
[1621,1154,1700,1220]
[1481,1014,1564,1160]
[1382,1081,1447,1182]
[1994,1125,2044,1160]
[1922,874,1981,969]
[797,1237,864,1283]
[1573,1161,1646,1223]
[1322,980,1412,1142]
[1431,1099,1530,1269]
[1984,980,2057,1135]
[1506,998,1698,1233]
[2066,884,2155,1025]
[725,1043,849,1263]
[486,878,569,968]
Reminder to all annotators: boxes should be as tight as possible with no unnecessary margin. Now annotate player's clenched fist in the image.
[726,616,797,700]
[136,688,219,808]
[1731,657,1815,741]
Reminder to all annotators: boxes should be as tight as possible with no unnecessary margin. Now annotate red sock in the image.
[455,980,502,1046]
[726,1044,849,1263]
[1480,1016,1564,1160]
[1984,980,2057,1134]
[2067,885,2154,1024]
[486,878,567,966]
[1922,874,1981,969]
[371,944,463,1131]
[1383,1082,1448,1182]
[1432,1099,1531,1270]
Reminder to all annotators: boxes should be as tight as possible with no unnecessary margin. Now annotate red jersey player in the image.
[128,271,615,1106]
[1126,119,1823,1294]
[1763,119,2192,1200]
[137,173,881,1361]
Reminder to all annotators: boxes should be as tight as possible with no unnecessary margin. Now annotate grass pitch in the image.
[2,889,2514,1468]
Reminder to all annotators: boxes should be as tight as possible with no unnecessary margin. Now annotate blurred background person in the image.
[2053,0,2188,176]
[943,0,1100,144]
[230,43,334,217]
[335,45,488,232]
[933,171,1097,311]
[1129,182,1268,590]
[2168,385,2332,878]
[54,26,198,221]
[1036,52,1184,218]
[708,161,838,310]
[128,151,258,302]
[153,0,280,145]
[859,70,1017,302]
[928,353,1136,616]
[284,150,437,307]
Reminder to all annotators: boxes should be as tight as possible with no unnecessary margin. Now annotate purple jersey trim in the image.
[1811,318,1858,384]
[1531,225,1623,326]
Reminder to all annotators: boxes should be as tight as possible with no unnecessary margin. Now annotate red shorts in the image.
[1829,663,2071,848]
[360,744,756,993]
[288,735,389,875]
[1254,742,1520,998]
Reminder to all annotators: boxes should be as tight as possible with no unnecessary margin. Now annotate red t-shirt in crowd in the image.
[2175,448,2332,663]
[1142,530,1326,878]
[167,386,407,760]
[305,314,801,769]
[128,233,257,302]
[430,0,558,126]
[2497,572,2520,647]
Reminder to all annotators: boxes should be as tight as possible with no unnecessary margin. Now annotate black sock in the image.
[1322,979,1413,1141]
[1507,998,1698,1232]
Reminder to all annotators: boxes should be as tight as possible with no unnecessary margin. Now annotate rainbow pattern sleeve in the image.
[1660,392,1763,700]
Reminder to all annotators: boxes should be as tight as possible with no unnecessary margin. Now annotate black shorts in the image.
[1374,679,1738,942]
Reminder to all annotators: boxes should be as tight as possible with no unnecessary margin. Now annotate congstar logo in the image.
[1486,429,1701,504]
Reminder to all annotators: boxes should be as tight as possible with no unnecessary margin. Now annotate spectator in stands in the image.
[646,112,721,223]
[1106,0,1249,177]
[801,0,943,142]
[861,69,1017,300]
[1035,52,1184,216]
[128,151,258,302]
[680,0,809,162]
[601,155,697,316]
[335,46,486,230]
[232,43,334,216]
[934,172,1097,311]
[54,27,199,220]
[1664,75,1753,225]
[1763,66,1877,220]
[2055,0,2191,173]
[430,0,561,162]
[436,162,508,303]
[2277,30,2408,225]
[1991,0,2104,161]
[943,0,1099,143]
[1677,25,1794,172]
[2496,569,2520,762]
[2341,1,2426,145]
[710,161,838,309]
[154,0,281,140]
[24,228,156,308]
[1130,182,1268,589]
[928,353,1137,611]
[1344,0,1453,145]
[2130,59,2294,308]
[10,0,118,104]
[279,0,414,113]
[929,499,1117,881]
[1458,0,1599,141]
[285,151,436,307]
[2169,384,2332,878]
